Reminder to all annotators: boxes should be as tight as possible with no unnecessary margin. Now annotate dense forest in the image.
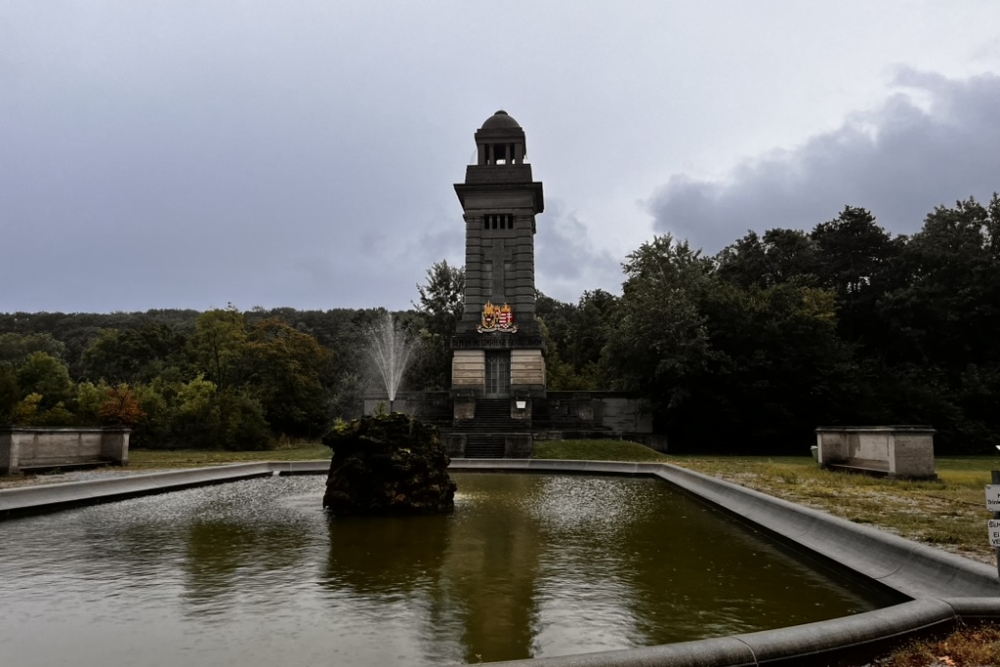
[2,195,998,454]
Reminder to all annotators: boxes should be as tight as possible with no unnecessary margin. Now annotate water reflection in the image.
[438,474,544,663]
[182,520,312,611]
[325,513,450,596]
[0,473,898,667]
[322,474,545,663]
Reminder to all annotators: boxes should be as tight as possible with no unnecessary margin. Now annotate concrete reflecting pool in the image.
[0,473,898,665]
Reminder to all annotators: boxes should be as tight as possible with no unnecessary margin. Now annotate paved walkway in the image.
[0,466,181,490]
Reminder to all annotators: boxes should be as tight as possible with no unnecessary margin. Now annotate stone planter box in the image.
[0,428,130,475]
[815,426,936,480]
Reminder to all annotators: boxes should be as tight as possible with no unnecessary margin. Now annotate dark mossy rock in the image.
[322,412,457,516]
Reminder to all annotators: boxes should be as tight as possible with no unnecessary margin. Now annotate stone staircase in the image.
[464,434,506,458]
[451,398,530,458]
[474,398,519,426]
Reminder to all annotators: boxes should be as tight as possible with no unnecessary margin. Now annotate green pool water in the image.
[0,472,897,665]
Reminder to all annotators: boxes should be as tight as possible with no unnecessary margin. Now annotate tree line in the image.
[1,194,998,454]
[0,307,386,449]
[534,195,1000,454]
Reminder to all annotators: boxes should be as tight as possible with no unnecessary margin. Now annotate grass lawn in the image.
[127,444,330,469]
[667,454,996,564]
[531,439,669,462]
[876,623,1000,666]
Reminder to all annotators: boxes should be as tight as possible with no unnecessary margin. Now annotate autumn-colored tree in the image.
[98,383,145,428]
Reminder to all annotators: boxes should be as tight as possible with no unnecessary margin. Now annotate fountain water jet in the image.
[367,310,416,413]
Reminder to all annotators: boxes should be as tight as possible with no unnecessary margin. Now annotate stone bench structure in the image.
[815,426,936,480]
[0,427,131,475]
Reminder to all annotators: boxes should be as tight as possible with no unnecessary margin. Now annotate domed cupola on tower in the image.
[451,111,546,432]
[475,110,527,165]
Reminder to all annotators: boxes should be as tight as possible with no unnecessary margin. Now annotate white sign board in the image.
[987,485,1000,512]
[990,520,1000,548]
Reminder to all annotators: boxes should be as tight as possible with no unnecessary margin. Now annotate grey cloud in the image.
[535,201,622,303]
[649,70,1000,253]
[4,2,999,314]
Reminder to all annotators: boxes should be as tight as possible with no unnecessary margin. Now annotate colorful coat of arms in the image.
[477,301,518,333]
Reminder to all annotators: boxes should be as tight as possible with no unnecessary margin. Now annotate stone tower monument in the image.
[452,110,545,420]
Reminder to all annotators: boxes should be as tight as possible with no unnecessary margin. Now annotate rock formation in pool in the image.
[322,412,457,516]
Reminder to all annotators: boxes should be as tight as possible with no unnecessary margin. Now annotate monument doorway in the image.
[485,351,511,398]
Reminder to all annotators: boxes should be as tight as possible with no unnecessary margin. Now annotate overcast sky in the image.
[3,1,999,313]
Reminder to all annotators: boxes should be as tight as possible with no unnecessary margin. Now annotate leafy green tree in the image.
[716,229,818,289]
[11,393,43,425]
[680,280,859,451]
[131,381,171,447]
[812,207,896,296]
[159,375,216,448]
[566,289,617,384]
[0,364,19,426]
[536,293,611,391]
[878,195,1000,368]
[32,402,76,427]
[535,292,582,389]
[535,291,578,356]
[866,194,1000,451]
[190,306,249,390]
[415,260,465,334]
[16,352,74,409]
[810,206,900,345]
[410,261,465,390]
[6,391,73,426]
[168,375,272,450]
[0,332,67,365]
[81,324,189,384]
[73,381,108,426]
[603,235,712,409]
[327,371,363,422]
[247,318,332,439]
[214,389,273,450]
